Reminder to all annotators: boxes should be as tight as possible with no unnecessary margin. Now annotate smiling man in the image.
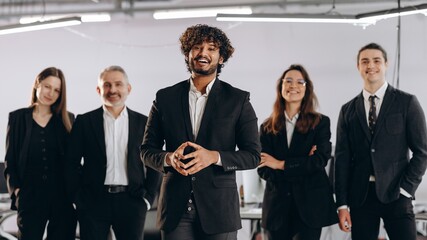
[141,24,261,240]
[65,65,161,240]
[335,43,427,240]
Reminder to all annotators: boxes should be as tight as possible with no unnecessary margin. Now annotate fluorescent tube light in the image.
[20,13,111,24]
[0,17,81,35]
[216,13,376,25]
[154,6,252,20]
[216,3,427,26]
[357,3,427,21]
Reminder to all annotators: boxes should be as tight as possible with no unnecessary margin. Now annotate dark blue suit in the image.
[335,85,427,240]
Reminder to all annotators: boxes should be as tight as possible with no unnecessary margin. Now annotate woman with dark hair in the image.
[258,64,338,240]
[4,67,76,239]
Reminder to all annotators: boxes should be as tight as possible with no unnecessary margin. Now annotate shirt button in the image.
[191,177,196,181]
[371,149,375,153]
[187,207,192,211]
[42,148,46,152]
[189,199,192,203]
[42,157,47,161]
[41,139,45,143]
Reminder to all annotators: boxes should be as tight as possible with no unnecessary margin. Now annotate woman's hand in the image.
[259,152,285,170]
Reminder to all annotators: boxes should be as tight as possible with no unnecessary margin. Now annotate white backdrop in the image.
[1,13,427,201]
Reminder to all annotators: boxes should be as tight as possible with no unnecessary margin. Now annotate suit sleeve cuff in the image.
[338,205,348,211]
[400,188,412,198]
[143,198,151,210]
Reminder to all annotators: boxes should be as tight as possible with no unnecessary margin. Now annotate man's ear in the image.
[128,83,132,94]
[96,86,101,95]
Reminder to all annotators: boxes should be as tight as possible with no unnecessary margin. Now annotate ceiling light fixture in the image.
[153,6,252,20]
[0,17,82,35]
[216,3,427,26]
[356,3,427,21]
[216,13,376,25]
[20,13,111,24]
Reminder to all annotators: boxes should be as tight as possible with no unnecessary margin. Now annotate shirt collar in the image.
[285,111,299,124]
[190,77,215,96]
[363,81,388,101]
[102,105,128,119]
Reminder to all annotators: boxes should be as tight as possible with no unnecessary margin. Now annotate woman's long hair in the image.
[263,64,320,135]
[30,67,72,132]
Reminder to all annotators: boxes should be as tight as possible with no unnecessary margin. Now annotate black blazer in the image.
[4,107,74,210]
[258,115,338,230]
[141,79,261,234]
[335,85,427,207]
[65,107,161,208]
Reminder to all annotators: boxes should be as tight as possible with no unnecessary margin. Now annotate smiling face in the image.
[187,40,224,77]
[357,49,388,87]
[281,70,306,105]
[35,76,61,107]
[96,70,131,110]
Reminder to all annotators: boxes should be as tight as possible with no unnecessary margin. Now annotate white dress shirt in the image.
[189,78,222,165]
[103,105,129,186]
[102,105,150,209]
[284,112,299,148]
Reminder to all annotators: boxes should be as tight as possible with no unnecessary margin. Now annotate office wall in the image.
[1,14,427,200]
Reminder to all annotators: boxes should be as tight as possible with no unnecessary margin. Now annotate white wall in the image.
[1,14,427,200]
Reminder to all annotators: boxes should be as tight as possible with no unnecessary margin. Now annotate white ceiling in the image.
[0,0,426,22]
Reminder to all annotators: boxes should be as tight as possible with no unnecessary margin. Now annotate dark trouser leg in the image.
[382,195,416,240]
[17,207,48,240]
[162,195,237,240]
[111,193,147,240]
[351,184,382,240]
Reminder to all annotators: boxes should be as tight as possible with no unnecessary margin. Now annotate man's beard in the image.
[189,60,218,76]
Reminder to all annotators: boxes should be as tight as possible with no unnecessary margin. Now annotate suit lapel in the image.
[21,109,33,167]
[374,85,395,138]
[127,107,137,162]
[91,107,107,158]
[181,80,195,142]
[195,79,219,143]
[355,93,372,141]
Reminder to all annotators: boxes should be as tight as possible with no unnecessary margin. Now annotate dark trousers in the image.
[17,189,76,240]
[268,193,321,240]
[78,191,147,240]
[351,183,416,240]
[161,197,237,240]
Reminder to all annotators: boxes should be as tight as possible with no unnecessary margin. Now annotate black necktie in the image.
[368,95,377,135]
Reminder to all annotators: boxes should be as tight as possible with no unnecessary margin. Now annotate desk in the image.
[240,205,262,220]
[240,204,265,240]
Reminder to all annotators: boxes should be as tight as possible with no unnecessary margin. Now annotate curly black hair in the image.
[179,24,235,76]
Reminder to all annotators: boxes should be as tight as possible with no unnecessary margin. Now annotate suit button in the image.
[191,177,196,181]
[371,149,375,152]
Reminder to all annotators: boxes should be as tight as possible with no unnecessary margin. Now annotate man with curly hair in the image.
[141,24,261,240]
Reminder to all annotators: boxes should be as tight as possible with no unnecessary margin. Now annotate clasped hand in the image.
[167,141,219,176]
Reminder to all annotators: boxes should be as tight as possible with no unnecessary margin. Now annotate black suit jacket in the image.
[4,107,74,210]
[65,107,160,209]
[140,79,261,234]
[335,85,427,207]
[258,115,338,230]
